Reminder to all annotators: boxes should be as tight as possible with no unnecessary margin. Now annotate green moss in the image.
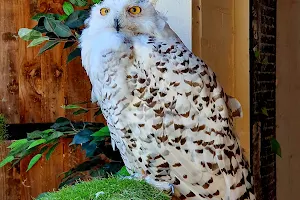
[0,114,8,143]
[37,177,171,200]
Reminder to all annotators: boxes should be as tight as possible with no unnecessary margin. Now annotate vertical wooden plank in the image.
[41,43,67,123]
[19,138,87,199]
[192,0,235,94]
[0,142,21,200]
[277,0,300,199]
[0,0,20,124]
[234,0,250,159]
[17,0,42,124]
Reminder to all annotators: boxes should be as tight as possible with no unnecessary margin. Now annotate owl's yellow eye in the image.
[128,6,142,15]
[100,8,110,16]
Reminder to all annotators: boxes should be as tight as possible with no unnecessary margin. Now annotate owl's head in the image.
[86,0,167,37]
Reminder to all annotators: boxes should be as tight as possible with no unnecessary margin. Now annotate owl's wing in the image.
[130,36,254,199]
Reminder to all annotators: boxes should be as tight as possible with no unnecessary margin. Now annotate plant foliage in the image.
[0,102,123,187]
[0,114,8,143]
[18,0,103,63]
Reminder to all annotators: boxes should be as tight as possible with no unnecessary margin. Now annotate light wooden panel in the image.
[277,0,300,199]
[192,0,250,158]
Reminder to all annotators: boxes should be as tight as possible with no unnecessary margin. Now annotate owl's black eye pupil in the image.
[105,9,108,13]
[132,8,136,12]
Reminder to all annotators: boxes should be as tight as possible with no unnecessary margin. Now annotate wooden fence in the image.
[0,1,100,199]
[0,0,98,124]
[0,139,87,200]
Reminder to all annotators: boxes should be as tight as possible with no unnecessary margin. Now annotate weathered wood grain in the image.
[0,141,21,200]
[18,138,86,199]
[0,1,20,124]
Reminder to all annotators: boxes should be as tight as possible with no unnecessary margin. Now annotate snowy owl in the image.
[80,0,256,199]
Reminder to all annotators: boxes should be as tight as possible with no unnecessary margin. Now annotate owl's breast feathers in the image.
[86,34,255,200]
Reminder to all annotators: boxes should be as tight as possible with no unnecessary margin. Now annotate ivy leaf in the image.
[0,156,14,168]
[18,28,42,41]
[44,18,73,37]
[39,41,60,54]
[92,126,110,137]
[27,36,49,47]
[46,143,59,161]
[271,138,282,157]
[261,107,269,116]
[73,109,89,116]
[27,154,42,171]
[27,139,47,150]
[65,10,89,28]
[63,2,74,16]
[67,48,81,63]
[8,139,28,149]
[69,0,88,7]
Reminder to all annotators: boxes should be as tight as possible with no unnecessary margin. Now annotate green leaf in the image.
[59,14,69,21]
[39,41,60,54]
[27,36,49,47]
[70,129,93,145]
[69,0,88,7]
[64,41,75,49]
[0,156,14,168]
[271,138,282,157]
[63,2,74,16]
[117,166,130,176]
[44,18,73,37]
[27,130,44,139]
[18,28,42,41]
[73,109,89,116]
[39,146,49,154]
[82,142,97,157]
[261,107,269,116]
[92,126,110,137]
[32,13,56,21]
[43,129,54,134]
[94,108,102,116]
[92,0,102,4]
[45,131,64,142]
[51,117,71,129]
[67,48,81,63]
[61,104,81,110]
[46,143,59,161]
[28,139,47,150]
[65,10,89,28]
[27,154,42,171]
[8,139,28,149]
[254,50,260,59]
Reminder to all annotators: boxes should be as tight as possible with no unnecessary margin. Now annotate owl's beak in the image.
[114,18,120,32]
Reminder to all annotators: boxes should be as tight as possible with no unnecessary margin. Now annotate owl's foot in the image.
[144,176,175,194]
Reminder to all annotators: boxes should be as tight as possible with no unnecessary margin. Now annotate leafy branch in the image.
[18,0,103,63]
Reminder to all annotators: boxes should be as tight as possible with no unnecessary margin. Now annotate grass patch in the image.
[37,177,171,200]
[0,114,8,143]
